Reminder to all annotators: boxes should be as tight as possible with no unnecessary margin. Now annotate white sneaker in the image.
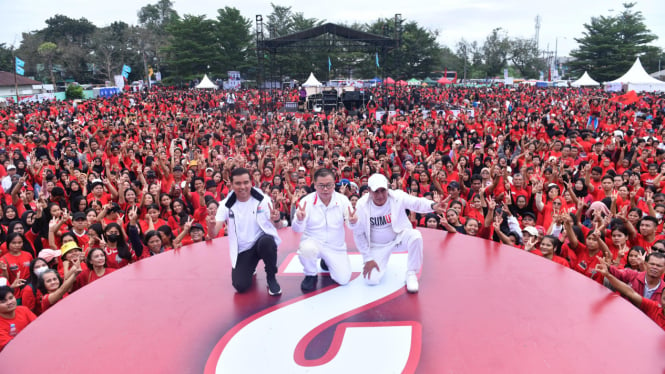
[405,271,419,293]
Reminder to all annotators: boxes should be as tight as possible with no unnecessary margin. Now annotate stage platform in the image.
[2,229,664,373]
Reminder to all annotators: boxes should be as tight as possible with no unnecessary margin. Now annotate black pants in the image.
[232,234,278,293]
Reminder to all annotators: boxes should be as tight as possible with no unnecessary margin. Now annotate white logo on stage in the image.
[212,253,418,373]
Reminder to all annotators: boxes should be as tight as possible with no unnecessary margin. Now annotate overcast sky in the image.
[2,0,664,59]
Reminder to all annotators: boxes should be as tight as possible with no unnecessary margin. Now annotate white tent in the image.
[302,72,323,96]
[606,57,665,92]
[570,71,600,87]
[195,74,218,89]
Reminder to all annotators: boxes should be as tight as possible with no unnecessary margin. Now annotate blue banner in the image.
[122,64,131,73]
[15,57,24,68]
[375,53,380,68]
[328,57,331,72]
[16,66,24,76]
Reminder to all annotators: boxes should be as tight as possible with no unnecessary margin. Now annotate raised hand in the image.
[128,206,139,223]
[594,256,610,276]
[348,206,358,224]
[295,201,307,221]
[269,203,281,223]
[184,216,194,231]
[524,237,538,252]
[10,271,26,288]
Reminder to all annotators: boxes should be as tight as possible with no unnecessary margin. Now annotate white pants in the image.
[365,229,423,286]
[298,239,352,285]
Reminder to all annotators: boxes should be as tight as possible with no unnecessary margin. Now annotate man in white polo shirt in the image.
[292,168,357,292]
[351,173,445,293]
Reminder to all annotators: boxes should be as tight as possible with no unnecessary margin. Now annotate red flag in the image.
[610,90,639,106]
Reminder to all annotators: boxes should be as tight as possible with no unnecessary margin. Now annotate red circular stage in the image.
[1,229,664,373]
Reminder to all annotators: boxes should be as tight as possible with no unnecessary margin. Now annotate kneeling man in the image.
[351,173,444,293]
[292,168,357,292]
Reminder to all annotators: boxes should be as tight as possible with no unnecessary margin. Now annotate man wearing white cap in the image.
[351,173,445,293]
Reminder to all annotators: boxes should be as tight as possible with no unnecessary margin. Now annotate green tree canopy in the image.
[0,44,13,72]
[215,7,253,75]
[569,2,658,82]
[164,15,219,82]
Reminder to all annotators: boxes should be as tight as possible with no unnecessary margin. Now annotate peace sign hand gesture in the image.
[269,203,281,223]
[348,206,358,224]
[295,201,307,221]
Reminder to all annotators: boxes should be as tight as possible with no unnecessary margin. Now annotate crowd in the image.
[1,83,665,350]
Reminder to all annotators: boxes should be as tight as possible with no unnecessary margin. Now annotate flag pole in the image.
[13,52,19,104]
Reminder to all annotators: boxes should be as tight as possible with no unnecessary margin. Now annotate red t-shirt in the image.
[0,306,36,351]
[0,252,33,285]
[74,267,116,290]
[640,297,665,331]
[631,234,665,251]
[564,242,603,283]
[18,285,42,316]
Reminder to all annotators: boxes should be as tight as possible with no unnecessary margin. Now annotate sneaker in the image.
[301,275,318,292]
[320,259,329,271]
[267,276,282,296]
[405,271,419,293]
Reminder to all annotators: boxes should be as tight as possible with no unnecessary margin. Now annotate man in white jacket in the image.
[292,168,357,292]
[207,167,284,296]
[351,173,445,293]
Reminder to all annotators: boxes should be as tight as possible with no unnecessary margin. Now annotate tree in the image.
[37,42,58,84]
[65,84,83,100]
[36,15,97,81]
[508,38,544,79]
[91,22,131,83]
[363,18,443,79]
[137,0,179,78]
[215,7,253,75]
[569,3,658,82]
[138,0,178,28]
[266,4,295,38]
[0,43,13,72]
[164,15,220,82]
[456,39,484,79]
[482,28,510,77]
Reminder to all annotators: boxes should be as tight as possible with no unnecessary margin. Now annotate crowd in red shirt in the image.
[1,83,665,346]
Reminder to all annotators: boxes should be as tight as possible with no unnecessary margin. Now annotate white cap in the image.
[367,173,389,192]
[522,226,538,237]
[6,164,16,170]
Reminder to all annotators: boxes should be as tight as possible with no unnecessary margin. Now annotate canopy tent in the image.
[437,77,453,85]
[368,77,382,83]
[195,74,218,89]
[384,77,395,84]
[407,78,421,86]
[302,72,323,96]
[570,71,600,87]
[423,77,438,85]
[606,57,665,92]
[396,80,408,86]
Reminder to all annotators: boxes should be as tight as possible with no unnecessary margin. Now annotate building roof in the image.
[0,71,42,86]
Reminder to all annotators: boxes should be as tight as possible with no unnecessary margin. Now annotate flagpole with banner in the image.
[14,55,18,103]
[13,55,25,103]
[375,52,380,84]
